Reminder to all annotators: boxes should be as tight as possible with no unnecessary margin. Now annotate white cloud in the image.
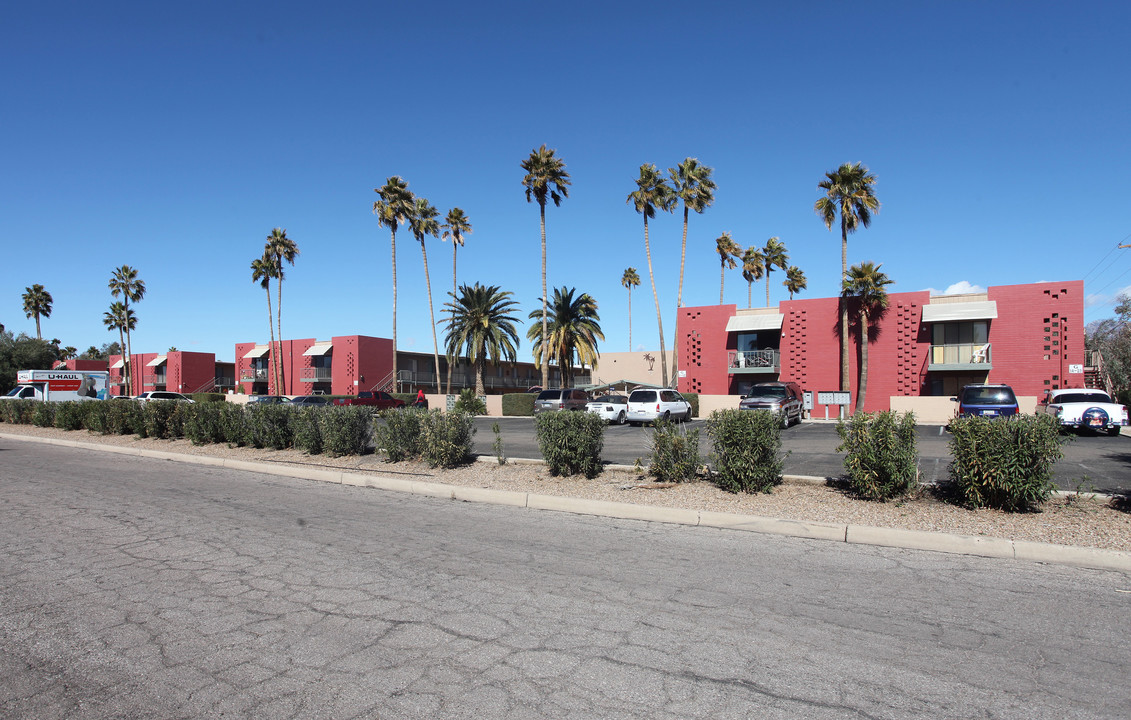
[1086,284,1131,309]
[929,281,986,296]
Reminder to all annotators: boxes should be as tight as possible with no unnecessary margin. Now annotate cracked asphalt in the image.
[2,440,1129,718]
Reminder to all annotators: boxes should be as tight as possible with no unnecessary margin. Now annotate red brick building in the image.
[677,280,1084,415]
[108,351,231,396]
[236,335,395,396]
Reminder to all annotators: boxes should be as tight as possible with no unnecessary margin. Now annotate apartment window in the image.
[932,321,988,347]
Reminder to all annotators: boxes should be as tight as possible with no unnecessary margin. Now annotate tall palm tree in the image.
[521,145,571,389]
[760,237,789,308]
[669,158,716,382]
[444,283,521,396]
[108,265,145,395]
[784,266,807,300]
[251,253,280,394]
[59,346,77,361]
[815,162,880,396]
[526,287,604,389]
[620,268,640,350]
[741,247,764,309]
[409,196,443,391]
[374,176,415,354]
[102,301,135,396]
[442,207,473,395]
[627,163,675,386]
[715,232,740,304]
[21,284,53,340]
[264,228,299,393]
[843,261,893,413]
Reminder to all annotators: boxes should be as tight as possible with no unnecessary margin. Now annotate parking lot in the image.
[472,417,1131,493]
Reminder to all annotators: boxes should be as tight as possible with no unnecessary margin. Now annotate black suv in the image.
[952,384,1019,418]
[738,381,804,427]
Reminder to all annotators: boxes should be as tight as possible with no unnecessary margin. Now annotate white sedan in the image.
[586,394,629,425]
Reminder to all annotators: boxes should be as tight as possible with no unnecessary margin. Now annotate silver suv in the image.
[533,388,589,414]
[739,381,803,427]
[626,388,692,425]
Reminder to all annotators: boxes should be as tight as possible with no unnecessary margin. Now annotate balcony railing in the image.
[215,376,235,388]
[929,343,991,369]
[728,349,780,373]
[240,368,269,382]
[300,367,333,381]
[143,374,167,386]
[395,370,585,392]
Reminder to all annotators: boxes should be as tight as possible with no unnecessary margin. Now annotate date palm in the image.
[715,232,740,304]
[527,287,604,389]
[843,261,893,413]
[21,284,52,340]
[522,145,571,390]
[784,265,807,300]
[265,228,299,392]
[621,267,641,351]
[108,265,145,395]
[442,207,472,394]
[102,301,135,396]
[627,164,675,386]
[444,283,521,396]
[741,248,764,309]
[251,253,281,393]
[374,176,415,354]
[760,237,789,308]
[409,196,443,392]
[815,162,880,397]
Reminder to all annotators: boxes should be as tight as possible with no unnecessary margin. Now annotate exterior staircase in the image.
[1085,351,1112,394]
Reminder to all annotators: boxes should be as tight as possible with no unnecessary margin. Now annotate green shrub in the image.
[680,392,699,420]
[374,407,426,462]
[836,411,919,500]
[292,408,323,455]
[421,410,476,468]
[649,418,701,482]
[246,404,294,449]
[534,410,606,478]
[453,389,487,415]
[319,405,373,457]
[502,393,535,416]
[32,401,56,428]
[219,403,249,446]
[83,401,109,433]
[183,403,225,445]
[948,414,1064,511]
[141,400,185,439]
[707,409,786,493]
[189,393,227,403]
[53,402,85,431]
[101,400,144,436]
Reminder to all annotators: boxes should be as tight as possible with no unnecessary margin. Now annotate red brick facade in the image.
[235,335,395,396]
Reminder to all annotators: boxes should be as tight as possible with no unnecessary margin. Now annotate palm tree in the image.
[60,346,77,361]
[760,237,789,308]
[784,266,807,300]
[21,284,53,340]
[715,232,740,304]
[108,265,145,395]
[102,301,135,396]
[843,261,893,413]
[251,253,280,393]
[620,268,641,350]
[444,284,521,396]
[442,207,473,394]
[670,158,716,382]
[264,228,299,393]
[627,163,675,386]
[409,196,443,392]
[374,176,415,354]
[815,162,880,396]
[521,145,571,389]
[741,247,764,309]
[527,287,604,388]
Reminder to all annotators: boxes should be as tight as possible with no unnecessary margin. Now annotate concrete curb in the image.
[3,431,1129,573]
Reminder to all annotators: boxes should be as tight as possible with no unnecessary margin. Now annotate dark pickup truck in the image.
[332,391,405,410]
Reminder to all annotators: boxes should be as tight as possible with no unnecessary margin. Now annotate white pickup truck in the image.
[1038,388,1128,436]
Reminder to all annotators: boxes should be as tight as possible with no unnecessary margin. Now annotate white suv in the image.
[135,391,194,403]
[626,389,692,426]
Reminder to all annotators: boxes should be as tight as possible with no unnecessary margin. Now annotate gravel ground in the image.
[4,423,1130,552]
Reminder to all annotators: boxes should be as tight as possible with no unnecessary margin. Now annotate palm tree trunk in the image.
[447,243,458,396]
[123,299,133,396]
[856,306,869,413]
[747,281,753,309]
[116,326,125,396]
[672,207,690,390]
[421,243,442,393]
[539,203,549,390]
[265,283,278,394]
[390,227,398,358]
[840,219,850,411]
[627,286,632,351]
[719,261,725,305]
[276,274,285,394]
[475,357,485,397]
[765,270,772,308]
[643,216,668,386]
[35,315,41,340]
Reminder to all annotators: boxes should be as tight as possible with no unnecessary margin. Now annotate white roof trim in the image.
[242,345,270,359]
[302,341,333,356]
[110,359,124,369]
[146,355,167,367]
[725,314,785,332]
[921,301,998,323]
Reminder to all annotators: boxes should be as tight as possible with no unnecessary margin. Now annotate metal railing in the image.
[396,369,584,392]
[728,349,780,371]
[929,343,991,365]
[143,374,167,386]
[300,367,333,381]
[240,368,269,382]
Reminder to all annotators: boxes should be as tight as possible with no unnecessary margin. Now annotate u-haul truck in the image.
[4,370,110,402]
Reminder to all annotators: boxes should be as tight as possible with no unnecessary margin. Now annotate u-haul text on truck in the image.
[4,370,110,402]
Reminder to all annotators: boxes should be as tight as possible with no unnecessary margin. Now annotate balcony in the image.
[728,349,780,374]
[215,376,235,389]
[143,373,167,387]
[300,367,333,382]
[928,343,992,371]
[240,368,269,382]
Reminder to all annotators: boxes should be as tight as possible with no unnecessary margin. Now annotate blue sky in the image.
[3,1,1129,361]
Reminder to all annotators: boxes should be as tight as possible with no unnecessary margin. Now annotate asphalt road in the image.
[2,441,1129,718]
[473,417,1131,493]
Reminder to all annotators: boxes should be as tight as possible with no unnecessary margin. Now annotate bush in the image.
[421,410,476,468]
[246,404,294,450]
[948,414,1064,511]
[707,409,786,493]
[680,392,699,420]
[319,405,374,457]
[102,400,144,436]
[836,411,919,500]
[53,402,85,431]
[189,393,227,403]
[183,403,226,445]
[219,403,249,446]
[142,400,185,439]
[374,407,426,462]
[502,393,535,416]
[534,410,606,478]
[83,401,109,433]
[4,399,38,424]
[649,418,701,482]
[292,408,323,455]
[32,401,56,428]
[453,389,487,415]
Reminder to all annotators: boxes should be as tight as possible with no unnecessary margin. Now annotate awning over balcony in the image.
[110,359,124,369]
[242,345,269,359]
[725,314,784,333]
[146,355,167,367]
[921,301,998,323]
[303,341,333,356]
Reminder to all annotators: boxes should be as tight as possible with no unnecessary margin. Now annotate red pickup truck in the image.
[332,391,405,410]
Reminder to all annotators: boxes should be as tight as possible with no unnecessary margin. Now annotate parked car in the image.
[626,388,692,425]
[247,395,288,404]
[332,391,405,410]
[135,391,194,403]
[287,395,330,407]
[586,394,629,425]
[951,384,1019,418]
[739,381,804,428]
[533,388,589,414]
[1038,388,1128,436]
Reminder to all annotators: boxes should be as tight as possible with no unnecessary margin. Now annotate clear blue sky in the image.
[3,1,1129,361]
